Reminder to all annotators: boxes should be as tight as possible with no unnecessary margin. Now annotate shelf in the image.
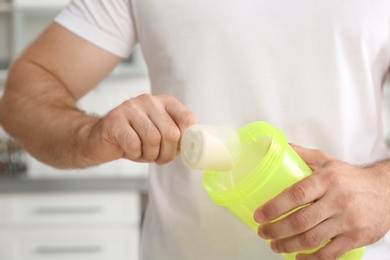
[13,0,69,9]
[0,177,149,193]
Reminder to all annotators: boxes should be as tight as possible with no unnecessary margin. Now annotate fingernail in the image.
[270,240,280,253]
[254,210,266,223]
[258,226,265,238]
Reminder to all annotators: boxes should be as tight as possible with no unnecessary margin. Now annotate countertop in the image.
[0,177,148,193]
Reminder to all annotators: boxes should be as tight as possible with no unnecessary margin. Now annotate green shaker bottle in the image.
[181,121,365,260]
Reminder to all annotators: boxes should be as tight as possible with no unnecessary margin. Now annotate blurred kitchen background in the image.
[0,0,150,259]
[2,1,390,260]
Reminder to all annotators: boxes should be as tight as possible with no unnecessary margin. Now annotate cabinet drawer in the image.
[0,230,13,260]
[1,229,139,260]
[4,192,140,226]
[0,197,6,224]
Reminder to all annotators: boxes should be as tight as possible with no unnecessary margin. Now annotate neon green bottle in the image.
[181,121,365,260]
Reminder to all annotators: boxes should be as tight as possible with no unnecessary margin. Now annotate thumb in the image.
[289,143,334,171]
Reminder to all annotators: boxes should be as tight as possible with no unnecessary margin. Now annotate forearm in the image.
[0,60,102,169]
[364,157,390,189]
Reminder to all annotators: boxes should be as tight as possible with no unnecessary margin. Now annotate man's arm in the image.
[0,23,195,169]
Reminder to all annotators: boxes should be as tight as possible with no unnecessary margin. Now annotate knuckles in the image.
[160,126,181,143]
[289,183,309,205]
[299,230,323,249]
[122,94,159,110]
[124,134,142,158]
[144,128,162,147]
[260,225,278,240]
[180,110,197,126]
[321,167,340,185]
[261,202,282,222]
[291,210,311,232]
[137,93,157,104]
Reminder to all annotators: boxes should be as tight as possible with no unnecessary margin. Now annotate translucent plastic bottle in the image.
[181,121,365,260]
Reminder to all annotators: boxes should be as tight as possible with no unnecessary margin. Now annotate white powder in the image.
[181,125,240,171]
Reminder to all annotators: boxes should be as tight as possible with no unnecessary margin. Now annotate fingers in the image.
[296,236,354,260]
[290,144,334,171]
[253,145,335,224]
[254,174,326,224]
[258,200,331,241]
[116,124,143,160]
[164,94,197,133]
[148,104,183,164]
[270,218,341,254]
[131,110,162,162]
[104,94,195,164]
[155,94,196,157]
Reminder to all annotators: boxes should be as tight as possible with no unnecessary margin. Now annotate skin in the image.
[0,22,196,169]
[1,21,390,260]
[254,144,390,259]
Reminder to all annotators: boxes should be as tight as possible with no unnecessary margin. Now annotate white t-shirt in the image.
[55,1,390,259]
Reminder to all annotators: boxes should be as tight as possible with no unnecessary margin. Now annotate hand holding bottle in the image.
[254,144,390,259]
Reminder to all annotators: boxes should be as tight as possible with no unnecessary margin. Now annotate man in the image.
[1,1,390,259]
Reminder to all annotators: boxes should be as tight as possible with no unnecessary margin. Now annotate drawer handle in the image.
[36,246,103,255]
[35,206,103,215]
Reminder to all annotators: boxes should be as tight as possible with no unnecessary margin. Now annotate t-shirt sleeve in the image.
[54,0,137,58]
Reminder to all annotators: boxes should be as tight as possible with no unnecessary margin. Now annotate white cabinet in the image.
[0,197,6,224]
[0,229,12,260]
[0,192,141,260]
[0,229,139,260]
[4,193,140,225]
